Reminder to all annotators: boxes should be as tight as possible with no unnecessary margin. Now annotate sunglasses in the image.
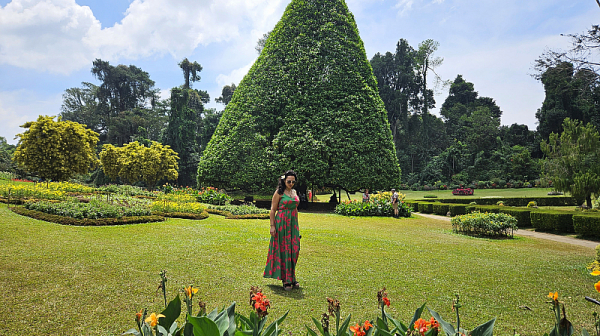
[286,180,296,184]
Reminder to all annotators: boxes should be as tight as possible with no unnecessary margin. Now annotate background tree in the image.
[215,84,237,106]
[198,0,401,193]
[415,39,446,115]
[99,141,179,189]
[13,116,99,181]
[0,137,16,172]
[255,31,272,54]
[541,118,600,207]
[179,58,203,89]
[60,59,164,145]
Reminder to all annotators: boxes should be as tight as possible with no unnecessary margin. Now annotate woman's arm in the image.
[270,191,280,237]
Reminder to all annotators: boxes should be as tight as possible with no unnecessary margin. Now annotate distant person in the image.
[263,170,301,291]
[391,188,399,218]
[362,189,370,202]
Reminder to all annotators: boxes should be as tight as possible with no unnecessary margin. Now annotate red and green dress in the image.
[263,193,300,284]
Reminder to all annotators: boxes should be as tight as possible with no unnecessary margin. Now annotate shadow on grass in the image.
[266,284,306,299]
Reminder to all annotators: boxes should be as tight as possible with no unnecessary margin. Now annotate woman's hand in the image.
[270,225,276,237]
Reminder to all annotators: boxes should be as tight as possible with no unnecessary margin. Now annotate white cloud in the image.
[0,0,287,74]
[216,60,254,89]
[394,0,414,15]
[0,90,63,145]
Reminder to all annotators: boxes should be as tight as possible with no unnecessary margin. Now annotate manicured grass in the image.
[0,203,597,335]
[316,188,559,202]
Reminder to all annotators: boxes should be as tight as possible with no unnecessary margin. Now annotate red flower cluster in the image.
[350,320,373,336]
[250,287,270,318]
[377,288,390,308]
[414,317,439,336]
[11,178,33,183]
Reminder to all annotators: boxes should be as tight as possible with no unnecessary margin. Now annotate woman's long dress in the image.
[263,193,300,284]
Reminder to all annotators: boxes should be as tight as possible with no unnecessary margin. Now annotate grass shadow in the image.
[266,284,306,299]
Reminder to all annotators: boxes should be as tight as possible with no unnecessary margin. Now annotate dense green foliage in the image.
[451,212,517,237]
[60,59,166,146]
[541,118,600,207]
[13,116,99,181]
[207,204,269,216]
[572,213,600,237]
[334,199,411,217]
[99,141,179,189]
[530,211,575,232]
[198,0,401,192]
[25,199,151,219]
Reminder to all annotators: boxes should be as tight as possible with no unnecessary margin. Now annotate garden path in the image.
[415,212,599,249]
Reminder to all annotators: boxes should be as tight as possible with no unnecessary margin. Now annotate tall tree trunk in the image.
[587,193,593,208]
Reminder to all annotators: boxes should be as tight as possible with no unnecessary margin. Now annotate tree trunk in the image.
[587,193,593,209]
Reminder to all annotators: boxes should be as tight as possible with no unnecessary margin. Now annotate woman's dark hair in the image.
[277,170,298,195]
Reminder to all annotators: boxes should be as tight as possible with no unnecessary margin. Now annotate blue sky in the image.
[0,0,597,145]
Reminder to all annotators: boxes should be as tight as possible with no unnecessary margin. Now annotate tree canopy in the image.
[99,141,179,189]
[13,116,99,181]
[197,0,401,192]
[541,118,600,207]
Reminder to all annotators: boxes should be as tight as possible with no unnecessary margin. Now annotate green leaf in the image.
[469,318,495,336]
[306,325,319,336]
[122,328,141,336]
[311,316,327,336]
[408,303,427,330]
[188,315,222,336]
[158,325,170,336]
[225,302,237,336]
[338,314,352,336]
[582,328,591,336]
[263,311,289,336]
[207,307,220,320]
[376,317,390,333]
[427,308,455,336]
[214,310,231,336]
[384,311,407,334]
[160,295,182,331]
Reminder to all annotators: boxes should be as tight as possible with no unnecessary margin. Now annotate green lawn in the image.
[0,203,597,335]
[316,188,560,202]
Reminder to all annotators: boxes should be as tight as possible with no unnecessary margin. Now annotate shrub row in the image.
[466,205,532,228]
[206,208,270,219]
[11,207,164,226]
[25,200,152,219]
[530,211,575,233]
[414,196,577,206]
[152,211,209,220]
[573,213,600,237]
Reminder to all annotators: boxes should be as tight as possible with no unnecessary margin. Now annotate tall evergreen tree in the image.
[197,0,401,192]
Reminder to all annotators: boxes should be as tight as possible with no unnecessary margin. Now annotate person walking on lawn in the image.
[263,170,301,291]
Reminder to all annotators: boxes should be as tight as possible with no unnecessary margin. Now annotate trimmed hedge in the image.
[573,213,600,238]
[414,196,576,206]
[153,211,209,220]
[448,204,467,216]
[497,208,532,228]
[530,211,574,232]
[11,207,165,226]
[418,202,433,214]
[433,203,449,216]
[206,208,270,219]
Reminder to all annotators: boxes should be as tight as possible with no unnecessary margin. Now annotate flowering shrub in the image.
[527,201,537,208]
[47,181,95,193]
[99,184,157,197]
[197,187,232,205]
[151,200,207,214]
[157,193,197,203]
[451,211,517,237]
[25,200,151,219]
[0,183,68,201]
[334,199,411,217]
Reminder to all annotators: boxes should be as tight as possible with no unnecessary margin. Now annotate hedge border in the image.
[530,211,575,233]
[10,207,165,226]
[412,196,576,206]
[152,211,209,220]
[206,208,270,219]
[573,213,600,238]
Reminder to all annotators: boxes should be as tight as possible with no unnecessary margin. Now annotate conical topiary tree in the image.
[197,0,401,192]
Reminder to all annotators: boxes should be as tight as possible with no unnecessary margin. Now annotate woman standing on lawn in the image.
[264,170,301,291]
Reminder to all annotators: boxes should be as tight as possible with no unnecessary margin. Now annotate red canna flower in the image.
[363,320,373,331]
[414,318,430,336]
[382,297,390,307]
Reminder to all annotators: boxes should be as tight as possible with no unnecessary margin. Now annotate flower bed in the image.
[150,200,207,214]
[207,204,270,219]
[11,207,163,226]
[335,199,411,217]
[25,200,152,219]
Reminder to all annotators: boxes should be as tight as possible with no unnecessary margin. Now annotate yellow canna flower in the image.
[145,312,165,327]
[591,271,600,276]
[547,292,558,301]
[184,285,199,299]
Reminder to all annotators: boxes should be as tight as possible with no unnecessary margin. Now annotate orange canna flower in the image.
[595,281,600,293]
[382,297,390,307]
[350,323,366,336]
[145,312,165,327]
[184,285,199,299]
[135,309,144,322]
[548,292,558,301]
[592,271,600,276]
[429,317,439,329]
[363,320,373,331]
